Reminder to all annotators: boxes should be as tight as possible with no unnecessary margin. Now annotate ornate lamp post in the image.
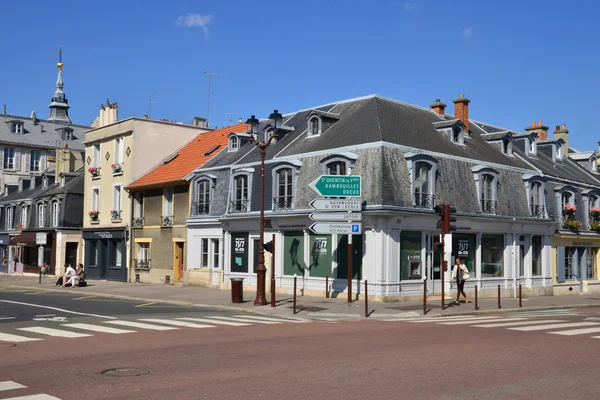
[246,110,283,306]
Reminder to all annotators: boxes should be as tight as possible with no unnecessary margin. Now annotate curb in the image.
[417,303,600,319]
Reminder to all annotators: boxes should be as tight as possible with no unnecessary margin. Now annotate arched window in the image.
[481,174,497,214]
[528,138,537,155]
[265,128,275,142]
[5,207,13,230]
[229,136,239,151]
[232,175,249,212]
[309,117,321,136]
[196,180,211,214]
[414,162,433,208]
[326,161,347,176]
[561,191,573,209]
[530,182,544,217]
[275,168,294,210]
[38,203,45,228]
[20,206,28,228]
[52,201,59,227]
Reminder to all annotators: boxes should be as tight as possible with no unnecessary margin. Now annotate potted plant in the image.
[591,221,600,233]
[563,204,576,216]
[590,207,600,220]
[88,210,99,220]
[88,166,99,177]
[16,224,23,230]
[565,219,581,232]
[111,163,123,173]
[111,210,121,220]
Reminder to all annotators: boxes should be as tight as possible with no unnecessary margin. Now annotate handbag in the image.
[462,267,470,280]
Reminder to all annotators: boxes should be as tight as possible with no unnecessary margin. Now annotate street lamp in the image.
[246,110,282,306]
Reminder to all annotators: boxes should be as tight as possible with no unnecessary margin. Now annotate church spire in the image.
[48,45,71,123]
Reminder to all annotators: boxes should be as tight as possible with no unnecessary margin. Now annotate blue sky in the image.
[1,0,599,151]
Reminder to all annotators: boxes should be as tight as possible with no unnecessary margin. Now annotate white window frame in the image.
[583,190,600,229]
[37,203,45,228]
[114,137,124,165]
[450,126,465,145]
[113,184,122,212]
[502,137,513,156]
[523,174,546,218]
[264,128,275,142]
[134,193,143,219]
[137,242,150,267]
[20,205,27,228]
[405,153,438,208]
[320,153,358,176]
[229,135,239,151]
[3,148,15,170]
[51,201,59,227]
[271,162,301,211]
[554,142,564,162]
[30,150,41,171]
[473,166,499,214]
[92,143,101,168]
[195,175,215,215]
[12,123,23,134]
[5,206,13,230]
[211,238,220,269]
[527,137,537,156]
[91,187,100,213]
[308,116,322,137]
[229,168,254,213]
[162,187,174,217]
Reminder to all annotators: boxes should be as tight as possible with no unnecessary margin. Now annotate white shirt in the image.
[65,266,76,275]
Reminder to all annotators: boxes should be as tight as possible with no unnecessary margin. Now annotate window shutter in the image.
[40,151,47,171]
[25,151,31,172]
[556,246,566,283]
[14,149,21,171]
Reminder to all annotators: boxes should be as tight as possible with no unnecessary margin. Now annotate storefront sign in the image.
[36,233,47,245]
[230,232,248,273]
[457,239,470,257]
[83,230,125,240]
[572,241,594,247]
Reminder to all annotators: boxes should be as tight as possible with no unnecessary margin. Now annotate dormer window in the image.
[265,128,275,143]
[405,153,438,209]
[527,137,537,156]
[472,166,499,215]
[308,117,321,136]
[451,126,464,145]
[60,175,66,187]
[555,143,564,161]
[43,176,48,188]
[62,128,74,141]
[502,138,513,156]
[591,158,598,173]
[523,175,547,218]
[229,135,239,151]
[12,122,23,134]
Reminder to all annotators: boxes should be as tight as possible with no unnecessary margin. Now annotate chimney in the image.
[525,121,550,141]
[238,117,243,124]
[143,115,149,119]
[430,99,447,116]
[453,94,471,133]
[553,123,569,150]
[191,116,207,128]
[3,105,6,115]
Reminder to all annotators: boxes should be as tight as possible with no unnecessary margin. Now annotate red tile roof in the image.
[127,123,248,189]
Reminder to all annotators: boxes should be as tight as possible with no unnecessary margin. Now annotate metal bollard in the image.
[364,277,369,318]
[475,285,479,310]
[423,277,427,315]
[326,276,329,298]
[39,268,42,284]
[519,284,523,308]
[293,274,297,315]
[497,284,502,309]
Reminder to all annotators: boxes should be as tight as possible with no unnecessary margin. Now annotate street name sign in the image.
[310,222,362,235]
[309,175,361,197]
[309,199,362,211]
[309,213,362,222]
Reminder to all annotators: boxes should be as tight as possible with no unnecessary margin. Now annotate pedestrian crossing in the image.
[0,315,309,343]
[393,314,600,341]
[0,380,61,399]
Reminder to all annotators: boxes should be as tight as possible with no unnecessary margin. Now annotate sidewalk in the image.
[2,274,600,320]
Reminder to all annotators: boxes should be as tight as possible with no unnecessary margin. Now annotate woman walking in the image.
[451,258,470,304]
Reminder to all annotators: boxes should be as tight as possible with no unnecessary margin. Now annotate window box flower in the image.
[16,224,23,230]
[590,207,600,219]
[591,221,600,233]
[88,167,99,177]
[565,219,582,232]
[562,204,576,216]
[111,163,123,174]
[88,210,99,221]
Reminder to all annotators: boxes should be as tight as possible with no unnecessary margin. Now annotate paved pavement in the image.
[2,274,600,320]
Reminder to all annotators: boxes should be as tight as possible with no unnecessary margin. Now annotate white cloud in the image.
[175,13,214,36]
[462,27,473,37]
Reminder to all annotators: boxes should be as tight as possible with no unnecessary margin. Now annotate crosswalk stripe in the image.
[232,315,307,323]
[17,327,92,338]
[509,322,600,331]
[138,319,215,328]
[409,316,495,323]
[473,319,565,328]
[437,318,526,325]
[548,327,600,336]
[0,381,27,392]
[104,320,178,331]
[0,333,43,343]
[2,394,62,399]
[176,317,251,327]
[205,316,281,324]
[61,323,136,334]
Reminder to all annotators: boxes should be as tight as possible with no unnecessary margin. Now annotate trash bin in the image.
[230,277,244,303]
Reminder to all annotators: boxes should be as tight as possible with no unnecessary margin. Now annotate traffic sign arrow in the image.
[309,199,362,211]
[310,222,362,235]
[309,175,361,197]
[309,213,362,222]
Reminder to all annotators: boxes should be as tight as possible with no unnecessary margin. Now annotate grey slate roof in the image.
[0,114,87,151]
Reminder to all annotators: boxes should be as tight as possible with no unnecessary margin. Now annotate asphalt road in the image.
[1,296,600,399]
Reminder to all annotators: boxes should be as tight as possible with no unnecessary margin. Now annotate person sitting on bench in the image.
[57,264,76,287]
[66,264,85,288]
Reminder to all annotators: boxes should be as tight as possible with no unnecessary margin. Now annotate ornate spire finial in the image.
[57,45,63,71]
[48,45,71,123]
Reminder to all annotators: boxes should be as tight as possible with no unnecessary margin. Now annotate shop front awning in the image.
[9,232,49,246]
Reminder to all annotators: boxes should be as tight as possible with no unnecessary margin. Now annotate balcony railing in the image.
[229,199,249,213]
[192,202,210,216]
[414,193,435,209]
[111,210,122,222]
[134,259,150,269]
[530,204,545,218]
[133,217,144,228]
[273,196,293,211]
[481,199,498,215]
[160,215,173,227]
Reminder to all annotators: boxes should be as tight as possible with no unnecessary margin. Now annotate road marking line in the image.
[0,317,16,320]
[138,319,215,328]
[509,322,600,331]
[0,381,27,391]
[0,300,115,319]
[205,316,282,324]
[104,320,178,331]
[473,319,566,328]
[438,318,527,325]
[548,327,600,336]
[17,327,92,338]
[34,314,56,318]
[231,315,308,323]
[0,333,43,343]
[409,316,491,323]
[62,323,136,334]
[73,296,97,300]
[177,317,251,327]
[135,302,157,308]
[2,394,62,399]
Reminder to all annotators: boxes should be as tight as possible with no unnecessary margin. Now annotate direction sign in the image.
[309,199,362,211]
[310,222,362,235]
[309,213,362,222]
[309,175,361,197]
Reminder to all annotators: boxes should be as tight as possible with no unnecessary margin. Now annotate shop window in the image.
[211,239,220,269]
[451,234,476,274]
[587,249,597,280]
[284,231,306,276]
[532,236,543,276]
[400,231,422,280]
[565,247,576,281]
[481,234,504,277]
[308,233,331,278]
[201,238,209,267]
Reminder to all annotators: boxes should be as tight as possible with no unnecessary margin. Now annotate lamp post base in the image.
[254,267,268,306]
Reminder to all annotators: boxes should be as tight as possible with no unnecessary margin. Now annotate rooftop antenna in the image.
[223,112,237,125]
[203,72,225,127]
[146,94,159,118]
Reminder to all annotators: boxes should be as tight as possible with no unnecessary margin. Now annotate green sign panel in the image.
[309,175,361,197]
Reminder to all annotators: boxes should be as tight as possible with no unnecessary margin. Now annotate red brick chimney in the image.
[453,94,470,133]
[553,123,569,150]
[524,121,549,141]
[430,99,447,116]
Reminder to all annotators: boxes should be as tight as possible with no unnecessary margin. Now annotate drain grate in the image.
[101,367,152,377]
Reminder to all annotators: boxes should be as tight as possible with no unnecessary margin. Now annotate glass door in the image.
[425,233,442,293]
